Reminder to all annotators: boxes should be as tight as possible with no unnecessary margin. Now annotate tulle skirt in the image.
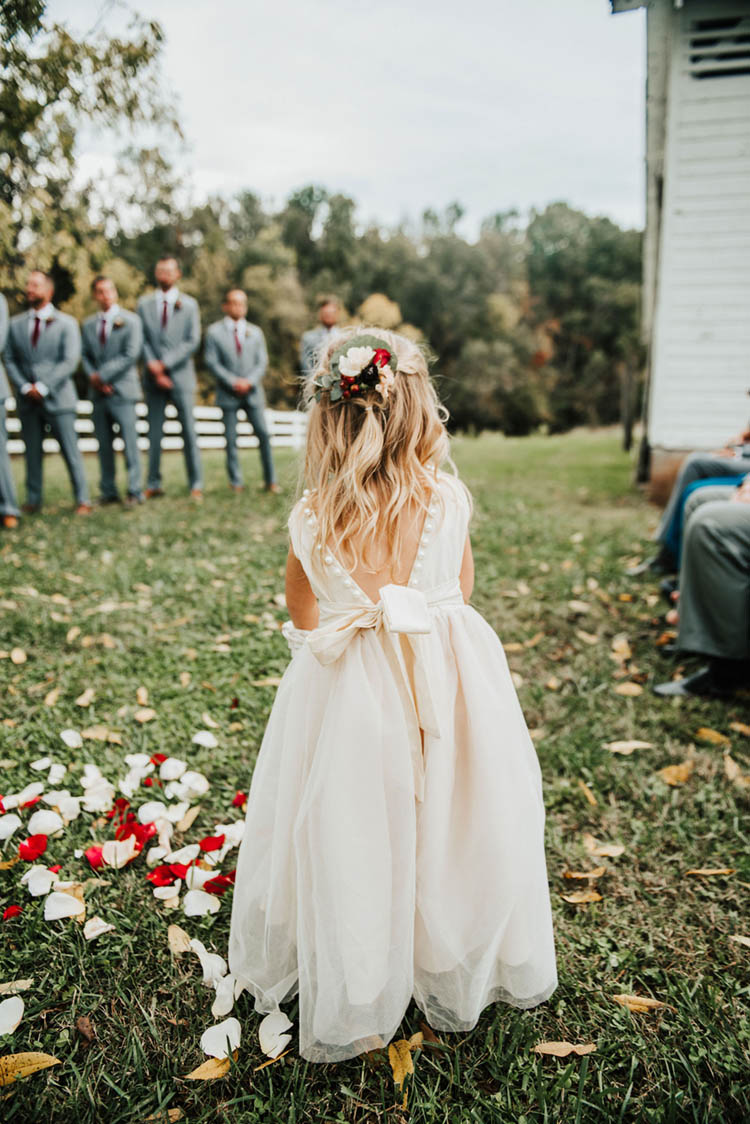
[228,604,557,1062]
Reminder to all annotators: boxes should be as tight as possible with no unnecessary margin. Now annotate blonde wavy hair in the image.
[301,325,462,578]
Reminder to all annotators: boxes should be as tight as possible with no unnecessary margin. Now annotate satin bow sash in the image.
[308,581,464,800]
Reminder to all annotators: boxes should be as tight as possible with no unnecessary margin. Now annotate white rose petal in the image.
[43,788,70,805]
[178,771,210,799]
[20,866,57,897]
[60,729,83,750]
[57,796,82,824]
[44,891,86,920]
[101,835,138,869]
[48,763,67,786]
[124,754,152,770]
[211,973,243,1018]
[163,801,190,824]
[4,782,44,811]
[185,864,216,890]
[30,757,51,772]
[338,346,375,378]
[154,879,182,900]
[166,843,201,865]
[83,916,115,941]
[200,1016,241,1059]
[146,845,168,868]
[189,938,227,985]
[138,801,167,825]
[81,778,116,813]
[27,809,64,836]
[183,889,221,917]
[0,996,24,1036]
[0,813,23,841]
[258,1011,293,1058]
[160,757,187,781]
[192,731,218,750]
[213,821,245,849]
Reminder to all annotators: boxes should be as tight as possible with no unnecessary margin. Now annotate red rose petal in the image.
[20,794,42,809]
[146,865,176,887]
[169,862,190,880]
[203,874,234,895]
[231,792,247,808]
[48,864,62,874]
[199,834,225,853]
[0,797,6,814]
[85,844,105,869]
[142,777,154,787]
[19,834,48,861]
[150,753,168,765]
[3,904,22,920]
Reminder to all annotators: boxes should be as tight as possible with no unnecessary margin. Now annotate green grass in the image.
[1,430,748,1124]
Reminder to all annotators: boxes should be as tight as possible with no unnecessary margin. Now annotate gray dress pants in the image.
[678,500,750,660]
[145,383,203,492]
[93,396,142,499]
[657,452,750,542]
[19,403,89,507]
[222,400,276,488]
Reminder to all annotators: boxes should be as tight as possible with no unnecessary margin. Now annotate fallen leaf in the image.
[176,806,201,833]
[83,917,115,941]
[388,1033,423,1089]
[419,1021,441,1045]
[533,1041,596,1057]
[183,1055,233,1080]
[545,676,561,691]
[612,994,667,1014]
[66,626,81,643]
[10,648,27,665]
[136,686,149,706]
[614,682,643,697]
[251,677,283,688]
[179,671,192,687]
[75,687,95,708]
[0,1052,61,1086]
[583,834,625,858]
[604,740,653,755]
[201,712,220,729]
[0,980,33,996]
[695,727,730,746]
[44,687,60,707]
[657,760,693,786]
[81,726,122,745]
[577,780,597,807]
[729,935,750,949]
[567,600,590,615]
[611,634,632,662]
[75,1015,95,1046]
[253,1048,292,1071]
[134,708,157,724]
[560,889,603,904]
[729,721,750,737]
[563,866,606,881]
[685,868,735,877]
[143,1110,184,1123]
[576,630,599,646]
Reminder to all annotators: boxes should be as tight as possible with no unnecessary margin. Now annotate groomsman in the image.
[81,276,144,506]
[204,289,279,493]
[2,271,91,514]
[137,256,203,499]
[300,295,341,379]
[0,293,21,528]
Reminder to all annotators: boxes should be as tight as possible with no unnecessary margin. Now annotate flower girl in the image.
[229,328,557,1062]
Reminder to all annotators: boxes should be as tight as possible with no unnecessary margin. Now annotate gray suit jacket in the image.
[204,320,268,409]
[81,309,143,401]
[3,308,82,414]
[137,291,200,393]
[0,294,9,400]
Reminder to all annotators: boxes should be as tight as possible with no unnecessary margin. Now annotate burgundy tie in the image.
[31,316,41,348]
[99,318,107,346]
[234,326,242,355]
[161,300,168,329]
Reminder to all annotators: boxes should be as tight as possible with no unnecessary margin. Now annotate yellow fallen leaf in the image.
[576,629,599,646]
[10,648,27,665]
[729,721,750,737]
[685,868,735,877]
[614,682,643,697]
[253,1048,292,1071]
[604,740,653,755]
[179,671,192,687]
[612,994,667,1014]
[577,779,597,806]
[545,676,561,691]
[136,686,149,706]
[176,806,201,833]
[134,708,157,724]
[567,600,590,615]
[167,924,192,956]
[524,630,544,648]
[510,671,524,689]
[76,687,95,707]
[583,834,625,858]
[66,626,81,644]
[729,935,750,949]
[0,979,33,996]
[44,687,60,707]
[143,1110,184,1123]
[723,754,750,788]
[388,1034,422,1088]
[657,760,693,786]
[201,712,220,729]
[611,634,632,662]
[695,727,730,746]
[563,866,606,881]
[560,889,602,904]
[0,1052,61,1086]
[183,1055,232,1080]
[251,678,283,688]
[533,1041,596,1057]
[504,642,524,653]
[82,726,122,745]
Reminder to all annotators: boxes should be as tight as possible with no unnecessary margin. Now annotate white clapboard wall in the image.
[648,1,750,450]
[4,401,308,455]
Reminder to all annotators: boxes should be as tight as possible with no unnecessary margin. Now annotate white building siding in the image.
[648,0,750,450]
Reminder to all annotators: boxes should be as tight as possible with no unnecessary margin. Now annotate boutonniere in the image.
[112,319,124,330]
[174,299,183,312]
[245,328,251,339]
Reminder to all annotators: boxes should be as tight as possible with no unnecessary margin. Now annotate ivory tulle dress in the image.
[229,472,557,1062]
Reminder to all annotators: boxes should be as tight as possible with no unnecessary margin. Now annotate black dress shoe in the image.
[124,493,144,508]
[653,667,734,699]
[96,495,121,506]
[627,551,675,578]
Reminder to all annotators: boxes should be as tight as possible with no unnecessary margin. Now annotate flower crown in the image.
[313,334,397,403]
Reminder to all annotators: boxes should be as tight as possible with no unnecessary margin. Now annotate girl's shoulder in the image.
[435,469,473,517]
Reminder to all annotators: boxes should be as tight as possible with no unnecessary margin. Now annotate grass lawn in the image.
[0,430,748,1123]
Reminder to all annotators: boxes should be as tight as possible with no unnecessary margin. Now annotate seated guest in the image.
[81,276,144,507]
[204,289,279,494]
[0,292,21,529]
[300,296,342,379]
[630,422,750,575]
[653,479,750,698]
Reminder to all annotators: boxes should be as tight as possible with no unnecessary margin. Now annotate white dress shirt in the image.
[22,303,55,396]
[96,303,121,345]
[157,287,179,326]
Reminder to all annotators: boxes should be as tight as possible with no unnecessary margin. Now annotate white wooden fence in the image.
[5,400,307,455]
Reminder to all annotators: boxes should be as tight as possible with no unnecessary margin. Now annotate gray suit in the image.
[0,295,20,517]
[678,500,750,661]
[3,307,89,507]
[81,309,143,500]
[204,319,276,488]
[656,449,750,545]
[137,291,202,491]
[300,324,339,379]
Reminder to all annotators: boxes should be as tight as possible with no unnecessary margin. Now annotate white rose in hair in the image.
[339,346,375,377]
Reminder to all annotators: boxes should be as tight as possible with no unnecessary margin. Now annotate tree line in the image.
[1,2,644,435]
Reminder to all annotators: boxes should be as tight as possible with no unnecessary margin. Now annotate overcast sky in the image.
[52,0,647,235]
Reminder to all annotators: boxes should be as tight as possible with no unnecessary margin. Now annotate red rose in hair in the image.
[372,349,391,368]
